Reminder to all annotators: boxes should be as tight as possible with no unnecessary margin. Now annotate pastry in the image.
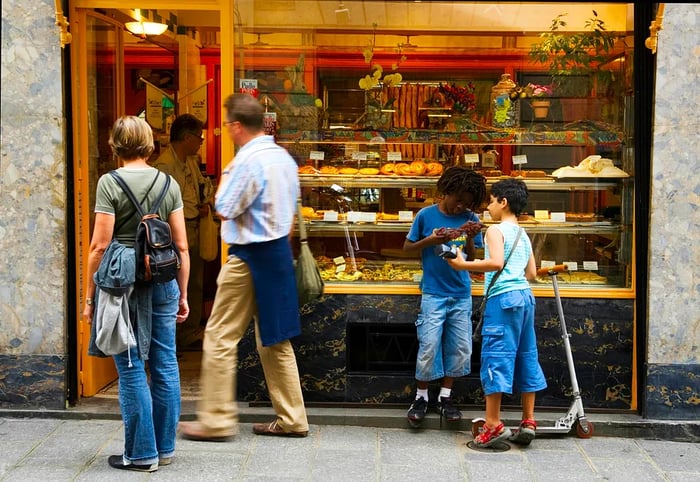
[394,162,412,175]
[359,167,380,175]
[300,206,316,219]
[319,165,339,174]
[425,162,444,176]
[338,167,359,175]
[409,160,427,176]
[479,169,503,177]
[380,163,396,175]
[298,165,316,174]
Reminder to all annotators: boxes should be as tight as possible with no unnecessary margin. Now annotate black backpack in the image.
[109,171,181,284]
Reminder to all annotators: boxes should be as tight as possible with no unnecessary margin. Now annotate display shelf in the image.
[278,127,624,147]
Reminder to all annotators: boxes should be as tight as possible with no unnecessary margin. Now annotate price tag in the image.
[310,151,325,160]
[534,210,550,220]
[482,211,492,221]
[583,261,599,271]
[398,210,414,221]
[564,261,578,271]
[323,211,339,221]
[464,153,480,165]
[387,152,402,161]
[347,211,361,223]
[412,273,423,282]
[335,264,346,273]
[351,151,367,161]
[540,260,556,269]
[360,212,377,223]
[551,212,566,222]
[332,256,345,265]
[512,154,528,166]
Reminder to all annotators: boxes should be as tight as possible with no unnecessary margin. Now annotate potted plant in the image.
[529,10,620,98]
[526,83,554,119]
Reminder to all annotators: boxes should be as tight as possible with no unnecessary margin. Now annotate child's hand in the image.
[446,247,469,270]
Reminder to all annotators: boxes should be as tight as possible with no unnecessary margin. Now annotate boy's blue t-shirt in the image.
[406,204,482,297]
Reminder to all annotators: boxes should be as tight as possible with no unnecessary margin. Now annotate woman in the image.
[83,115,190,472]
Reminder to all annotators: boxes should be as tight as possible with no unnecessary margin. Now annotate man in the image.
[152,114,213,350]
[179,93,308,440]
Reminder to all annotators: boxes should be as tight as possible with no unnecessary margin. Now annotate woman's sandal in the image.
[473,422,512,448]
[508,419,537,446]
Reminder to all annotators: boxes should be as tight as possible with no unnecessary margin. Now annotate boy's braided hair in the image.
[436,166,487,211]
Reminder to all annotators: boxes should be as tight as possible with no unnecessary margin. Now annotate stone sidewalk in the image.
[2,416,700,481]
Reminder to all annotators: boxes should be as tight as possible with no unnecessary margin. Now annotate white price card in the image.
[398,210,414,221]
[309,151,325,160]
[332,256,345,265]
[534,210,550,220]
[583,261,599,271]
[335,264,346,273]
[351,151,367,161]
[482,211,492,221]
[464,153,480,164]
[540,260,556,269]
[387,152,402,161]
[323,211,339,222]
[564,261,578,271]
[347,211,362,223]
[551,212,566,222]
[360,212,377,223]
[512,154,528,166]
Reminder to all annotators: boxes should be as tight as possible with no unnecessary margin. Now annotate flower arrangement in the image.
[358,23,405,93]
[508,83,554,101]
[438,82,476,114]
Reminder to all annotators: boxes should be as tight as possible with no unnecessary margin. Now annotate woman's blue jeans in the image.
[113,280,181,464]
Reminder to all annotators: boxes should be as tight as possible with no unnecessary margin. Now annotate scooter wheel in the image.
[471,419,486,438]
[575,420,594,439]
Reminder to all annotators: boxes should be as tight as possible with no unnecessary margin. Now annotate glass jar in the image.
[491,74,519,128]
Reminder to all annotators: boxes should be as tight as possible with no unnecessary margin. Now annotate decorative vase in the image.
[491,74,520,128]
[530,99,551,119]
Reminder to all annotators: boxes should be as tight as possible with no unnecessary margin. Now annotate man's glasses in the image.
[187,131,205,142]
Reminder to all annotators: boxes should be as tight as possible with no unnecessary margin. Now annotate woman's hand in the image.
[176,298,190,323]
[83,302,94,324]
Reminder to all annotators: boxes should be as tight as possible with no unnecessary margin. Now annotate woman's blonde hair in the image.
[109,115,155,160]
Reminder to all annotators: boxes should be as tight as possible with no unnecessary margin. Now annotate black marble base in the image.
[237,294,635,410]
[0,355,65,409]
[645,363,700,419]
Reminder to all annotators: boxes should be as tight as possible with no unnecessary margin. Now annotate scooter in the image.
[471,265,594,440]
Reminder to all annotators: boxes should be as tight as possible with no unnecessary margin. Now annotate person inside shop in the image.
[152,113,213,351]
[83,115,190,472]
[403,167,487,427]
[447,178,547,448]
[179,93,309,441]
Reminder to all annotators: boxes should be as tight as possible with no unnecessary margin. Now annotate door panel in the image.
[73,11,124,396]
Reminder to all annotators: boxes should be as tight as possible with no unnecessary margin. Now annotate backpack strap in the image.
[111,170,160,233]
[109,170,147,218]
[150,174,171,215]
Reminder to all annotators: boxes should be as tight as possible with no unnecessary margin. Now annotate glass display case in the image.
[280,127,633,296]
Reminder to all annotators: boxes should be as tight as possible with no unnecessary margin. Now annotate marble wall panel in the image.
[0,0,68,407]
[0,355,65,409]
[237,295,633,410]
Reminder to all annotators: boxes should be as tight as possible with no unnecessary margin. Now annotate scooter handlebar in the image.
[537,264,569,276]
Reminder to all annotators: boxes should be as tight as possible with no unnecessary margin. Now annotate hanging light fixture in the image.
[125,20,168,36]
[125,9,167,37]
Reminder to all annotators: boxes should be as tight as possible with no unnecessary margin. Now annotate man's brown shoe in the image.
[178,421,234,442]
[252,419,308,438]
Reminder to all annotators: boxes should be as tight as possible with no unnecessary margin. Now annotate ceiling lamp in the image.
[125,20,168,37]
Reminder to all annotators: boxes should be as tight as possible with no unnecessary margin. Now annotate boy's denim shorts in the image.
[480,289,547,396]
[415,294,472,381]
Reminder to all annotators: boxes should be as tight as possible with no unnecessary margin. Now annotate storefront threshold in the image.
[2,402,698,443]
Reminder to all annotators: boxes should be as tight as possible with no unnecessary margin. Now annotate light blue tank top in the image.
[484,222,532,298]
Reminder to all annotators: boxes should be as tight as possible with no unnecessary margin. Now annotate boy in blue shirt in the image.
[448,178,547,447]
[403,167,487,426]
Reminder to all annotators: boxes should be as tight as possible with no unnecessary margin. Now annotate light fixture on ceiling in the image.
[125,20,168,37]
